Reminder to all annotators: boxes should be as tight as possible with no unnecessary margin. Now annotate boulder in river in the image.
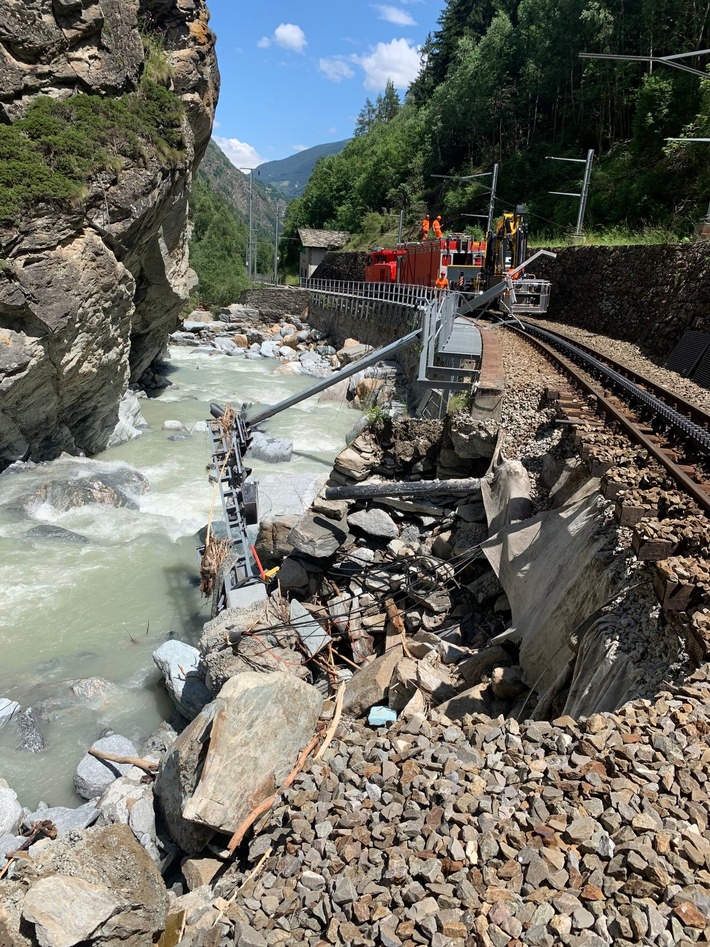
[16,706,44,753]
[74,734,139,800]
[152,640,212,720]
[248,431,293,464]
[25,524,90,544]
[24,468,148,513]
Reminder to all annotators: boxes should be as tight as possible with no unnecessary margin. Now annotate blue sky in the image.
[207,0,447,170]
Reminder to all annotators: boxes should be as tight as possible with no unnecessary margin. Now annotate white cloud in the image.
[257,36,271,48]
[328,126,337,134]
[319,57,355,83]
[213,136,265,170]
[274,23,307,53]
[357,38,421,92]
[373,5,416,25]
[213,119,221,130]
[292,144,308,152]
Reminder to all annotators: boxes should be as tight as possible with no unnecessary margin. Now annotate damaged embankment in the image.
[0,298,707,945]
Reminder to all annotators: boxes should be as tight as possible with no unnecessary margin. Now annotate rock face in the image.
[0,0,219,470]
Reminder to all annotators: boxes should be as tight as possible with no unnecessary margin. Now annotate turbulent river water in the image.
[0,347,359,808]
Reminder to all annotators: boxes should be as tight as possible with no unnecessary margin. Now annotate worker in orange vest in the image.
[421,214,430,240]
[432,215,443,238]
[435,271,449,294]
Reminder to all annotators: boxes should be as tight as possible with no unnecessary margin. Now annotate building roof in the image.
[298,228,350,249]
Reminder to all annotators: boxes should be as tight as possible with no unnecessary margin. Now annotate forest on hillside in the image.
[281,0,710,263]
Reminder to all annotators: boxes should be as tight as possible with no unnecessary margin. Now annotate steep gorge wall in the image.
[0,0,218,469]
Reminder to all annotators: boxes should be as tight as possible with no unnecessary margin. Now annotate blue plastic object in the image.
[368,705,398,727]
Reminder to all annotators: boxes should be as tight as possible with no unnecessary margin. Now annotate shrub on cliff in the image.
[0,81,185,224]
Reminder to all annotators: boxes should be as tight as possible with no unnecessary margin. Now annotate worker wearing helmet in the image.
[421,214,430,240]
[435,270,449,295]
[432,215,443,239]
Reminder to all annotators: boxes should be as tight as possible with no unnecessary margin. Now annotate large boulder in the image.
[1,825,168,947]
[180,672,323,836]
[288,512,349,559]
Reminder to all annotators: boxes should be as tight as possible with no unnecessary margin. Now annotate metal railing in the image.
[301,277,435,308]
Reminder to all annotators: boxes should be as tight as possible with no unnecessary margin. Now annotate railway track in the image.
[503,319,710,663]
[515,320,710,515]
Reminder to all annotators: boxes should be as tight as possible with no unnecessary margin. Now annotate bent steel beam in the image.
[247,328,422,425]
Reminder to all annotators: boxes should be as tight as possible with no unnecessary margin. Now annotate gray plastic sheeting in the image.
[479,462,640,717]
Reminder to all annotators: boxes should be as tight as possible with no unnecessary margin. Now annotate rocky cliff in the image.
[0,0,219,469]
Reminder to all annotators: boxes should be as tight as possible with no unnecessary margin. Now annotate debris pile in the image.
[164,667,710,947]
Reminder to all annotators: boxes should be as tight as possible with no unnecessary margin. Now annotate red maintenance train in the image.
[364,208,552,314]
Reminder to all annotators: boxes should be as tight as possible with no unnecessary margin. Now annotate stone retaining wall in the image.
[534,242,710,359]
[238,286,309,323]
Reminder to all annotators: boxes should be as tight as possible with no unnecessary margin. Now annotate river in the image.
[0,347,359,808]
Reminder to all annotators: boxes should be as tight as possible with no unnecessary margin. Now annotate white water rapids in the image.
[0,348,360,808]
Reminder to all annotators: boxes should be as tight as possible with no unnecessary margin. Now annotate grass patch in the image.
[0,78,185,224]
[529,224,686,249]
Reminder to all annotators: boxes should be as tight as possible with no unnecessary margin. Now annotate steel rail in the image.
[520,323,710,455]
[521,321,710,434]
[510,326,710,516]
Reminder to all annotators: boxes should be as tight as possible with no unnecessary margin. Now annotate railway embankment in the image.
[1,291,709,945]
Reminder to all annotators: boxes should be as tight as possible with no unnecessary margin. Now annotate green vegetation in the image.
[0,69,185,223]
[189,177,250,309]
[188,176,274,309]
[281,0,710,257]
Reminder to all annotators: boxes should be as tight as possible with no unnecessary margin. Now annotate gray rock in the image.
[276,557,310,590]
[74,735,139,800]
[16,707,45,752]
[107,390,148,448]
[260,340,280,358]
[23,875,120,947]
[288,512,348,558]
[0,787,23,835]
[0,698,19,728]
[25,525,90,544]
[0,832,23,868]
[182,672,323,835]
[153,640,212,721]
[24,803,99,835]
[343,646,403,717]
[248,431,293,464]
[70,677,122,710]
[162,420,187,432]
[347,507,399,539]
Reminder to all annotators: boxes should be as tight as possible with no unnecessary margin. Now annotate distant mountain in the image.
[256,140,351,199]
[198,140,282,233]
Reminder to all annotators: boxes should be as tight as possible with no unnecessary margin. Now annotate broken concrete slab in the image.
[290,599,331,657]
